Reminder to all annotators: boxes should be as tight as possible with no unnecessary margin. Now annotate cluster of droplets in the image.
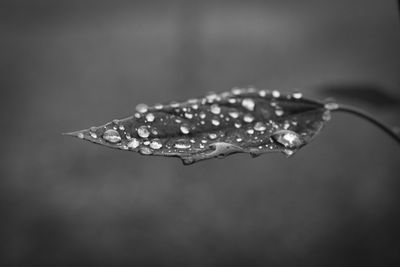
[82,87,308,159]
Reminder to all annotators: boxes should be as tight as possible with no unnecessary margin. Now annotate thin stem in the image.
[330,104,400,144]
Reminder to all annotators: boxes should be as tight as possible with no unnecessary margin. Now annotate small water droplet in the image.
[127,138,140,149]
[236,137,243,142]
[201,139,208,144]
[283,149,295,157]
[212,119,220,126]
[192,104,199,110]
[137,126,150,138]
[190,139,196,143]
[242,98,255,111]
[210,104,221,114]
[118,125,125,131]
[199,144,205,148]
[102,129,121,143]
[134,113,141,119]
[180,124,190,134]
[208,133,217,139]
[170,101,179,108]
[150,139,163,149]
[228,110,239,118]
[136,103,148,113]
[275,108,284,116]
[146,113,155,122]
[154,103,163,110]
[234,122,242,128]
[272,90,280,98]
[228,98,237,104]
[151,128,159,135]
[243,114,254,123]
[258,90,267,97]
[77,132,84,139]
[322,110,331,121]
[199,112,206,119]
[324,102,339,110]
[271,130,303,149]
[143,140,150,145]
[140,147,152,155]
[231,87,242,95]
[247,129,254,135]
[185,113,193,119]
[174,142,191,149]
[254,122,266,131]
[90,132,97,139]
[292,91,302,99]
[121,145,129,150]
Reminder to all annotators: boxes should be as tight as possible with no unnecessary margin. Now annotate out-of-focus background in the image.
[1,0,400,266]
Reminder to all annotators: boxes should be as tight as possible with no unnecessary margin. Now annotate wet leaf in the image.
[65,88,331,165]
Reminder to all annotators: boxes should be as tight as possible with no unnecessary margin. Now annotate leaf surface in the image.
[65,88,331,164]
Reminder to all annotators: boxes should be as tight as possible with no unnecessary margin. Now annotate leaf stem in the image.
[330,104,400,144]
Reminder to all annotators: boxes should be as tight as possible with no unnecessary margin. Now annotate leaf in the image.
[65,88,331,165]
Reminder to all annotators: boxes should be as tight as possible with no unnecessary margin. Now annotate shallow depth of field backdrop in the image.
[1,0,400,266]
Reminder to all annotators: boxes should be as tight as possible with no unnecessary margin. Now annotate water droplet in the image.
[170,101,179,108]
[151,128,159,135]
[208,133,217,139]
[102,129,121,143]
[271,130,303,149]
[150,139,163,149]
[134,113,141,119]
[228,110,239,118]
[140,147,152,155]
[136,103,148,113]
[192,104,199,110]
[275,108,284,116]
[254,122,266,131]
[180,124,190,134]
[190,139,196,143]
[118,125,125,131]
[234,122,242,128]
[236,137,243,142]
[174,142,191,149]
[292,91,302,99]
[146,113,155,122]
[272,90,280,98]
[247,129,254,135]
[121,145,129,150]
[210,104,221,114]
[258,90,267,97]
[228,98,237,104]
[199,112,206,119]
[242,98,255,111]
[127,138,140,149]
[143,140,150,145]
[90,132,97,139]
[199,144,205,148]
[185,113,193,119]
[137,126,150,138]
[283,149,295,157]
[243,114,254,123]
[212,119,220,126]
[322,110,331,121]
[154,103,163,110]
[201,139,207,144]
[77,132,84,139]
[324,102,339,110]
[231,87,242,95]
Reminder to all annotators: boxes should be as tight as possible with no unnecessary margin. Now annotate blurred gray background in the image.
[1,0,400,266]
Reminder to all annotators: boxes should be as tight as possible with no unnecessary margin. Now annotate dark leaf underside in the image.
[65,88,331,164]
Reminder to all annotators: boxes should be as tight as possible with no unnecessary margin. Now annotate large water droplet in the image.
[243,114,254,123]
[102,129,121,143]
[137,126,150,138]
[210,104,221,114]
[127,138,140,149]
[136,103,148,113]
[180,124,190,134]
[271,130,303,149]
[150,139,163,149]
[242,98,255,111]
[146,113,155,122]
[254,122,266,131]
